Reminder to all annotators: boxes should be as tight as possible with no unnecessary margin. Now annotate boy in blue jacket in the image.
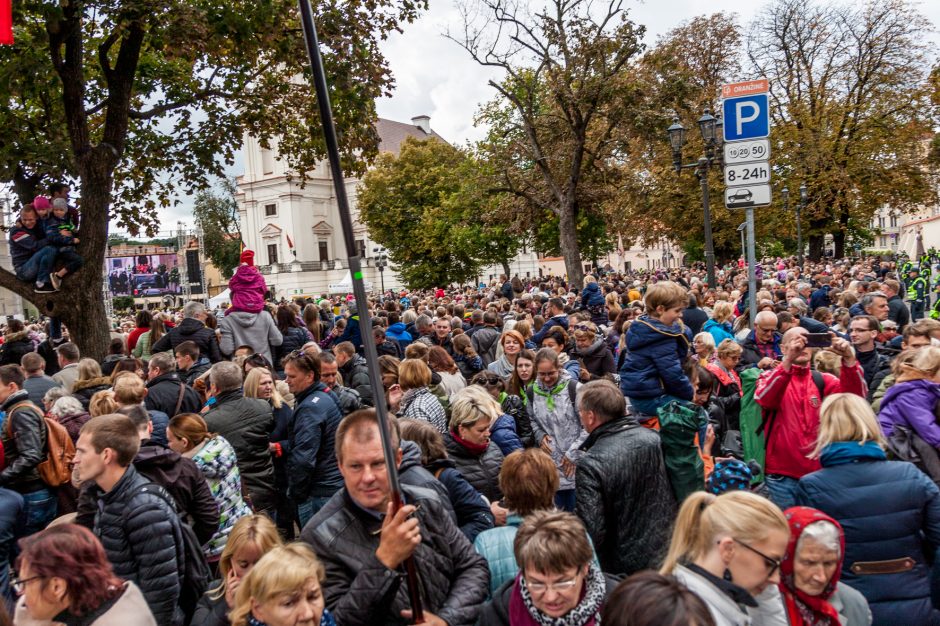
[43,198,84,290]
[619,280,695,416]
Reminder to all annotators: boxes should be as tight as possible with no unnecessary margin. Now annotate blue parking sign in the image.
[722,94,769,142]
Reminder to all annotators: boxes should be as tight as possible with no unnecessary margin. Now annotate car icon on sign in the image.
[728,189,753,202]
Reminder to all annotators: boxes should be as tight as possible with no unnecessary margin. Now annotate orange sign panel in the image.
[721,79,769,99]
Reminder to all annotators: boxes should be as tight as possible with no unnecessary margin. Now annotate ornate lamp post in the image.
[373,246,388,295]
[798,183,807,266]
[667,110,723,288]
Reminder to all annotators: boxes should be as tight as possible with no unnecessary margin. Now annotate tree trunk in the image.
[558,201,584,289]
[808,234,825,261]
[501,259,511,278]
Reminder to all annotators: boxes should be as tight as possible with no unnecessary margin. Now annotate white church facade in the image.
[235,115,680,299]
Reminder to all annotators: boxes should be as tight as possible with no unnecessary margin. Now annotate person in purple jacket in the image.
[877,346,940,448]
[226,249,268,314]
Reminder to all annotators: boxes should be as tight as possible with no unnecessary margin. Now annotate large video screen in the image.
[106,254,181,297]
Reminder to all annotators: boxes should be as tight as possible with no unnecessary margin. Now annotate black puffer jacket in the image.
[0,331,33,366]
[203,390,276,514]
[300,485,490,626]
[145,372,203,418]
[339,354,374,407]
[90,466,184,625]
[151,317,222,363]
[575,416,677,576]
[273,326,308,371]
[0,391,45,493]
[75,440,220,545]
[443,432,504,503]
[70,376,113,410]
[191,589,228,626]
[287,382,343,503]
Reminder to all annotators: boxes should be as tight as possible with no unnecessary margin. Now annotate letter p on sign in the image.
[722,93,769,142]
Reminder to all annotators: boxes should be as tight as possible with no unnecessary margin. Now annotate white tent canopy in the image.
[208,288,231,309]
[328,271,373,295]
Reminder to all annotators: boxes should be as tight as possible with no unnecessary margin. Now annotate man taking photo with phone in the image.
[754,327,867,510]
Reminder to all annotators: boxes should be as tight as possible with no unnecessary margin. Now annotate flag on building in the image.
[287,234,296,257]
[0,0,13,45]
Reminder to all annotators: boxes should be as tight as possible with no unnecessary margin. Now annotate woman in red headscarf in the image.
[756,506,871,626]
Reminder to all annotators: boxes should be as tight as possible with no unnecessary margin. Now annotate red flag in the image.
[0,0,12,45]
[286,234,294,249]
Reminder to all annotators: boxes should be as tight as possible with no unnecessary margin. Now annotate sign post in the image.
[722,78,771,325]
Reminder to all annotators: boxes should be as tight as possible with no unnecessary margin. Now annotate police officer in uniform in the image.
[908,265,929,321]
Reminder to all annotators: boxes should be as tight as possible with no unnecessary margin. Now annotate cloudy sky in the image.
[150,0,939,235]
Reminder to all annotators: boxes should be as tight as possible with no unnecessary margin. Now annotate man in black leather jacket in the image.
[300,409,489,626]
[0,365,56,536]
[204,361,276,517]
[574,379,677,576]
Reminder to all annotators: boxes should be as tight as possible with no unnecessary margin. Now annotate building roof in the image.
[376,118,445,156]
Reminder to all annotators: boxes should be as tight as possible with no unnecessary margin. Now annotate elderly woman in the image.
[47,395,90,444]
[229,543,335,626]
[398,358,448,433]
[693,332,716,366]
[478,511,616,626]
[13,524,156,625]
[795,393,940,624]
[572,321,615,382]
[756,507,871,626]
[473,448,560,594]
[444,385,507,504]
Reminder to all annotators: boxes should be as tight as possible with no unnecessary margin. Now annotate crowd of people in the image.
[0,247,939,626]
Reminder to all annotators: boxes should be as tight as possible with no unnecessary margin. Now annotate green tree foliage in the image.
[454,0,644,289]
[358,137,521,289]
[193,180,241,279]
[0,0,425,357]
[749,0,936,259]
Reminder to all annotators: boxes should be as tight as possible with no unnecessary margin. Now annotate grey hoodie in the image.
[219,311,283,364]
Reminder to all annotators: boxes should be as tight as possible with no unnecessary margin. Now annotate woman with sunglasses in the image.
[470,372,525,455]
[478,510,617,626]
[660,491,789,626]
[13,524,156,625]
[795,393,940,625]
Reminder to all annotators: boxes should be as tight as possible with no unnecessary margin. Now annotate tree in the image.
[193,180,241,279]
[453,0,644,289]
[748,0,936,259]
[0,0,425,357]
[358,137,522,289]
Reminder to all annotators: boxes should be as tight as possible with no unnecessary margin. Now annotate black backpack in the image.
[125,482,210,621]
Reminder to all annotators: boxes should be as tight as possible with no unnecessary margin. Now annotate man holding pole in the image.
[300,409,489,626]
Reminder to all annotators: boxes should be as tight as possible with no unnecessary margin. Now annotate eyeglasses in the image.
[12,575,43,594]
[523,573,581,595]
[733,539,781,578]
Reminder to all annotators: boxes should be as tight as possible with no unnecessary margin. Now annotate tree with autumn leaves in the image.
[0,0,425,357]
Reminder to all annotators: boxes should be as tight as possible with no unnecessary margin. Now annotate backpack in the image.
[125,482,210,621]
[4,400,74,487]
[755,370,825,442]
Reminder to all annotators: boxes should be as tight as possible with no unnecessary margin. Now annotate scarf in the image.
[450,429,489,456]
[509,562,606,626]
[533,378,569,412]
[247,608,336,626]
[779,507,844,626]
[819,441,886,467]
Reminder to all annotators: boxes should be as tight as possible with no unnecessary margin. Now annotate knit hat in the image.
[240,249,255,266]
[33,196,51,210]
[706,459,753,495]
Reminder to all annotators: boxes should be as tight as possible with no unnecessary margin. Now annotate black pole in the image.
[296,1,424,622]
[698,158,716,288]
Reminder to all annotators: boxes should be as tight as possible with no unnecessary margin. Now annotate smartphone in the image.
[804,333,832,348]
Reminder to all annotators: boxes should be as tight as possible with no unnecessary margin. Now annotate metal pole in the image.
[296,2,424,622]
[746,207,758,325]
[698,159,716,288]
[796,202,804,267]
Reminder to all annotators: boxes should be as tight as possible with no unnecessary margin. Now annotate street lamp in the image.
[737,222,747,260]
[373,246,388,296]
[798,183,807,266]
[667,109,722,288]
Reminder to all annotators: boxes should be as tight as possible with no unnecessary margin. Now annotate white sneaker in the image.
[49,272,62,291]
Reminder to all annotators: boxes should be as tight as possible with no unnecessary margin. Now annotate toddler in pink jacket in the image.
[227,249,268,314]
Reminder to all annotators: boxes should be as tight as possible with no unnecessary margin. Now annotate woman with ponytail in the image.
[660,491,789,626]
